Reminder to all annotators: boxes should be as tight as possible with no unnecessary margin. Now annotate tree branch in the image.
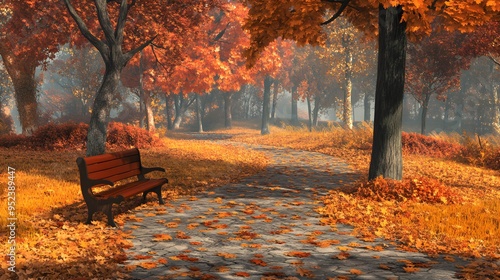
[95,0,116,44]
[488,53,500,66]
[321,0,351,25]
[115,0,131,45]
[63,0,107,55]
[124,35,158,63]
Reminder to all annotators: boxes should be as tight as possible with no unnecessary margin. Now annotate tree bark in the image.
[165,94,173,130]
[143,91,155,132]
[224,92,233,128]
[271,80,279,120]
[291,85,299,125]
[261,75,272,135]
[196,94,203,133]
[343,33,354,129]
[421,92,430,135]
[313,96,320,127]
[364,93,371,122]
[307,96,313,132]
[368,5,407,180]
[87,67,121,156]
[0,51,38,135]
[173,94,184,129]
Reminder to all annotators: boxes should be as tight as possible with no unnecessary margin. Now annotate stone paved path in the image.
[121,143,468,279]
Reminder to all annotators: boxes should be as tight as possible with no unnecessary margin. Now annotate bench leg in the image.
[142,186,165,205]
[85,203,98,224]
[103,204,117,227]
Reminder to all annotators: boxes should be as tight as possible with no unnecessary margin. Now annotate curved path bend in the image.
[121,143,467,279]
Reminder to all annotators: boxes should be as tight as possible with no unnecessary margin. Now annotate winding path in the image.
[121,142,467,279]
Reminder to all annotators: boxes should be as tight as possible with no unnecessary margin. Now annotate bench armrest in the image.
[142,167,166,175]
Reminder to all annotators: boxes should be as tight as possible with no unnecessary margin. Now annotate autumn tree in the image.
[243,0,500,180]
[405,27,465,135]
[63,0,223,155]
[0,0,68,135]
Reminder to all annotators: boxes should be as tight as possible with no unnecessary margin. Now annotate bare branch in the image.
[95,0,116,44]
[63,0,107,54]
[124,35,158,63]
[321,0,351,25]
[115,0,131,45]
[488,53,500,66]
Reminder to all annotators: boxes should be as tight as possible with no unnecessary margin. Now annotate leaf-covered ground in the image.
[1,121,499,278]
[0,137,268,279]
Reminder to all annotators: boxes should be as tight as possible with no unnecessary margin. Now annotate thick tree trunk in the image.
[364,93,371,122]
[1,52,38,135]
[261,76,272,135]
[86,68,121,156]
[368,5,407,180]
[224,92,233,128]
[421,93,431,135]
[271,80,279,120]
[291,85,299,125]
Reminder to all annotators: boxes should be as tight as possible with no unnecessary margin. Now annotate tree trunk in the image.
[173,94,184,129]
[196,94,203,133]
[271,80,279,120]
[224,92,233,128]
[86,67,121,156]
[364,93,371,122]
[368,5,407,180]
[1,52,38,135]
[307,96,313,132]
[313,96,320,127]
[261,76,272,135]
[343,34,354,129]
[143,91,155,132]
[421,92,430,135]
[291,85,299,125]
[165,94,173,130]
[493,84,500,134]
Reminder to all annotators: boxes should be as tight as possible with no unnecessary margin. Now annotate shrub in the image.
[457,134,500,170]
[106,122,162,149]
[402,132,461,158]
[0,122,162,151]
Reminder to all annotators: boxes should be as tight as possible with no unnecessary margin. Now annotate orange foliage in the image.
[401,132,461,158]
[355,176,463,204]
[0,122,162,151]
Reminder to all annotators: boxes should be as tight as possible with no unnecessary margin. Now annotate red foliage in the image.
[401,132,461,158]
[356,176,462,205]
[0,122,162,151]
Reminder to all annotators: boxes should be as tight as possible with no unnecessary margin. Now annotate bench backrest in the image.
[79,148,142,183]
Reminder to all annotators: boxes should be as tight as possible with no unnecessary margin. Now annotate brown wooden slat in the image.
[88,162,141,181]
[86,154,140,173]
[101,169,141,183]
[84,148,139,165]
[95,178,167,199]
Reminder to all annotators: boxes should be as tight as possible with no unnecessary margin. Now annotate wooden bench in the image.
[76,148,168,227]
